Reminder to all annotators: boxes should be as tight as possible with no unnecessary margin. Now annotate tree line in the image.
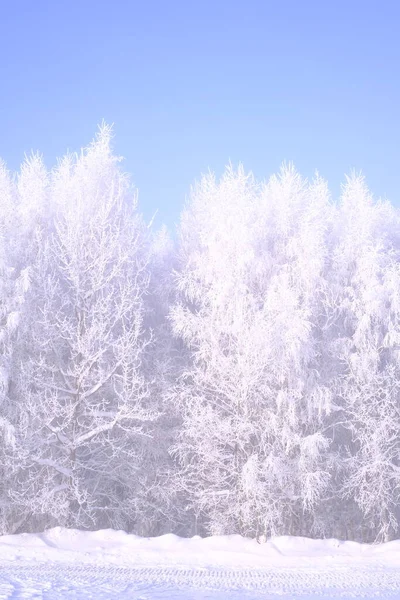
[1,125,399,542]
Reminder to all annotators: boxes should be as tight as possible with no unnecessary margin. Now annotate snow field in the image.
[0,529,400,598]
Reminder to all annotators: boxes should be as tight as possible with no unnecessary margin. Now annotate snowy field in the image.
[0,529,400,599]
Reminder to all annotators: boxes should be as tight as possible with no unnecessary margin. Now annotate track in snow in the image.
[1,562,400,599]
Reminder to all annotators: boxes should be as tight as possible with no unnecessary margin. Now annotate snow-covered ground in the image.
[0,529,400,599]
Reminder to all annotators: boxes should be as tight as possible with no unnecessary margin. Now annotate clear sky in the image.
[1,0,399,228]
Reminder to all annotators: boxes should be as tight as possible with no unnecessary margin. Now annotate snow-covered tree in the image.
[10,126,155,532]
[333,175,400,541]
[0,153,50,534]
[138,226,190,535]
[170,165,334,538]
[253,167,335,538]
[0,160,17,534]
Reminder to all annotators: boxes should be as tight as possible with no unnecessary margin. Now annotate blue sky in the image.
[0,0,399,227]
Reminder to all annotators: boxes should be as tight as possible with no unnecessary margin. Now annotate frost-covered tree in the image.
[10,126,155,532]
[138,226,190,535]
[0,154,50,534]
[169,166,262,535]
[253,167,335,538]
[170,165,334,538]
[0,160,17,533]
[332,175,400,541]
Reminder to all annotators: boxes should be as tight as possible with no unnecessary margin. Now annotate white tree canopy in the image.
[1,129,399,542]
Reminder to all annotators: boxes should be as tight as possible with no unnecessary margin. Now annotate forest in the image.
[0,125,399,544]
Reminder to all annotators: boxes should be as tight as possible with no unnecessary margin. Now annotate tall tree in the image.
[11,126,155,532]
[335,175,400,541]
[170,165,333,538]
